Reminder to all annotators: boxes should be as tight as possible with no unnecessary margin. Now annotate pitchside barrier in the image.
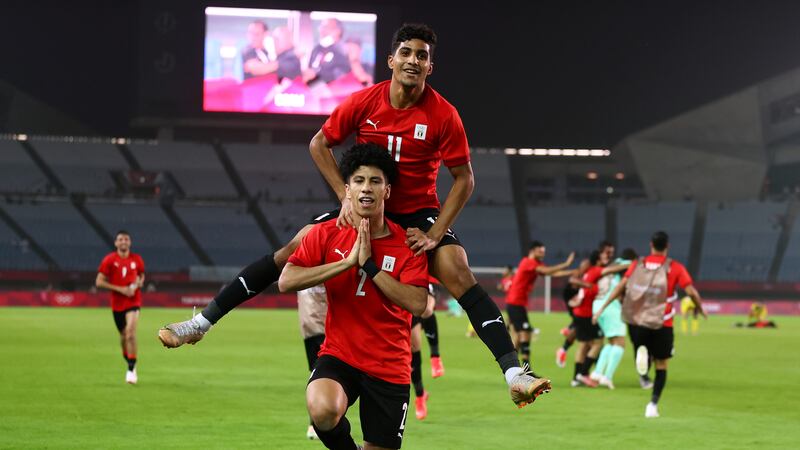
[1,290,799,316]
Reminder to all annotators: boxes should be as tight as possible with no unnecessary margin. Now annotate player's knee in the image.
[307,398,343,431]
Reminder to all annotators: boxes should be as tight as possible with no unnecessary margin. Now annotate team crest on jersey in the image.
[131,262,137,270]
[414,124,428,140]
[381,255,396,272]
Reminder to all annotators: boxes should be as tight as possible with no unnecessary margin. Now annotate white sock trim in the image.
[193,313,212,331]
[504,367,523,385]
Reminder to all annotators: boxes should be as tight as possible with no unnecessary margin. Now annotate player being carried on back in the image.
[159,23,550,407]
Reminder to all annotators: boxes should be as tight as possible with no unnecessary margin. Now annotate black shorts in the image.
[310,208,462,252]
[112,307,140,333]
[574,316,602,341]
[309,355,410,448]
[628,324,674,360]
[506,304,532,332]
[562,285,579,319]
[411,316,422,328]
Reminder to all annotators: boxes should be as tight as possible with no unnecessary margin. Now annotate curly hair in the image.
[391,23,437,57]
[339,143,397,185]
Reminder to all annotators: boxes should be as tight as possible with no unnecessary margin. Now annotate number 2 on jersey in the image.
[356,269,367,297]
[387,135,402,162]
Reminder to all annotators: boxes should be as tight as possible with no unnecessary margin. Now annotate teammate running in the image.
[95,231,145,385]
[594,231,706,418]
[159,23,550,407]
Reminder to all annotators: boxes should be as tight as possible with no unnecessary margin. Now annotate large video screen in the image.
[204,7,377,115]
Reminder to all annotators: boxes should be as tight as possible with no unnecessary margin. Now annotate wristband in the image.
[362,258,380,278]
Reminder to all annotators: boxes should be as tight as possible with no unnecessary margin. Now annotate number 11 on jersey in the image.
[387,135,402,162]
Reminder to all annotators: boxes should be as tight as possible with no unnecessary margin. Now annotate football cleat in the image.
[575,374,598,388]
[306,425,318,440]
[556,348,567,368]
[415,391,429,420]
[158,318,206,348]
[598,375,615,390]
[509,363,552,408]
[125,369,137,385]
[645,402,660,418]
[635,346,650,376]
[639,376,654,390]
[430,356,445,378]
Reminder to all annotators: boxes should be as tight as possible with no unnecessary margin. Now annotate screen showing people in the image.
[204,7,377,115]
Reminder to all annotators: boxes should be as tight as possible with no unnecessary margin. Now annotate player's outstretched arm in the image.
[537,252,576,276]
[601,262,630,276]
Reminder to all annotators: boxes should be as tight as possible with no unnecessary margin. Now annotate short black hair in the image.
[339,143,397,185]
[621,248,638,260]
[529,240,544,251]
[589,250,601,265]
[115,230,130,238]
[391,23,437,57]
[598,240,615,250]
[651,231,669,251]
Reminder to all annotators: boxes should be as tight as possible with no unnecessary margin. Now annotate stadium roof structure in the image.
[617,67,800,201]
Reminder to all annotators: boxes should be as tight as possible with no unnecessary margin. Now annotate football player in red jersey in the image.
[160,23,550,407]
[595,231,706,418]
[504,241,575,369]
[279,143,428,450]
[96,231,145,384]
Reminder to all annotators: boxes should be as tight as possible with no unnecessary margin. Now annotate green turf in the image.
[1,307,798,449]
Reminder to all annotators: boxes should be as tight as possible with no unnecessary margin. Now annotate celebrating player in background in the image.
[159,23,550,408]
[595,231,706,418]
[555,241,614,368]
[96,231,145,385]
[589,248,636,389]
[504,242,575,369]
[569,250,628,388]
[279,143,429,450]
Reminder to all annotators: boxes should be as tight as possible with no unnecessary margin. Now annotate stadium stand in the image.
[527,204,605,258]
[32,141,126,195]
[173,202,272,266]
[0,140,49,194]
[457,205,520,266]
[3,200,108,271]
[128,141,238,198]
[225,143,332,202]
[0,210,49,270]
[617,201,695,263]
[701,201,785,282]
[85,201,199,271]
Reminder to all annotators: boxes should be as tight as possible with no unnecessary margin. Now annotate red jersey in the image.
[322,80,471,214]
[98,252,145,312]
[505,257,541,307]
[288,219,429,384]
[500,275,513,292]
[575,266,604,318]
[624,255,693,327]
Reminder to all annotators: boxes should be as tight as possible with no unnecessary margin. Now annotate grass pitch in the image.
[1,307,798,449]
